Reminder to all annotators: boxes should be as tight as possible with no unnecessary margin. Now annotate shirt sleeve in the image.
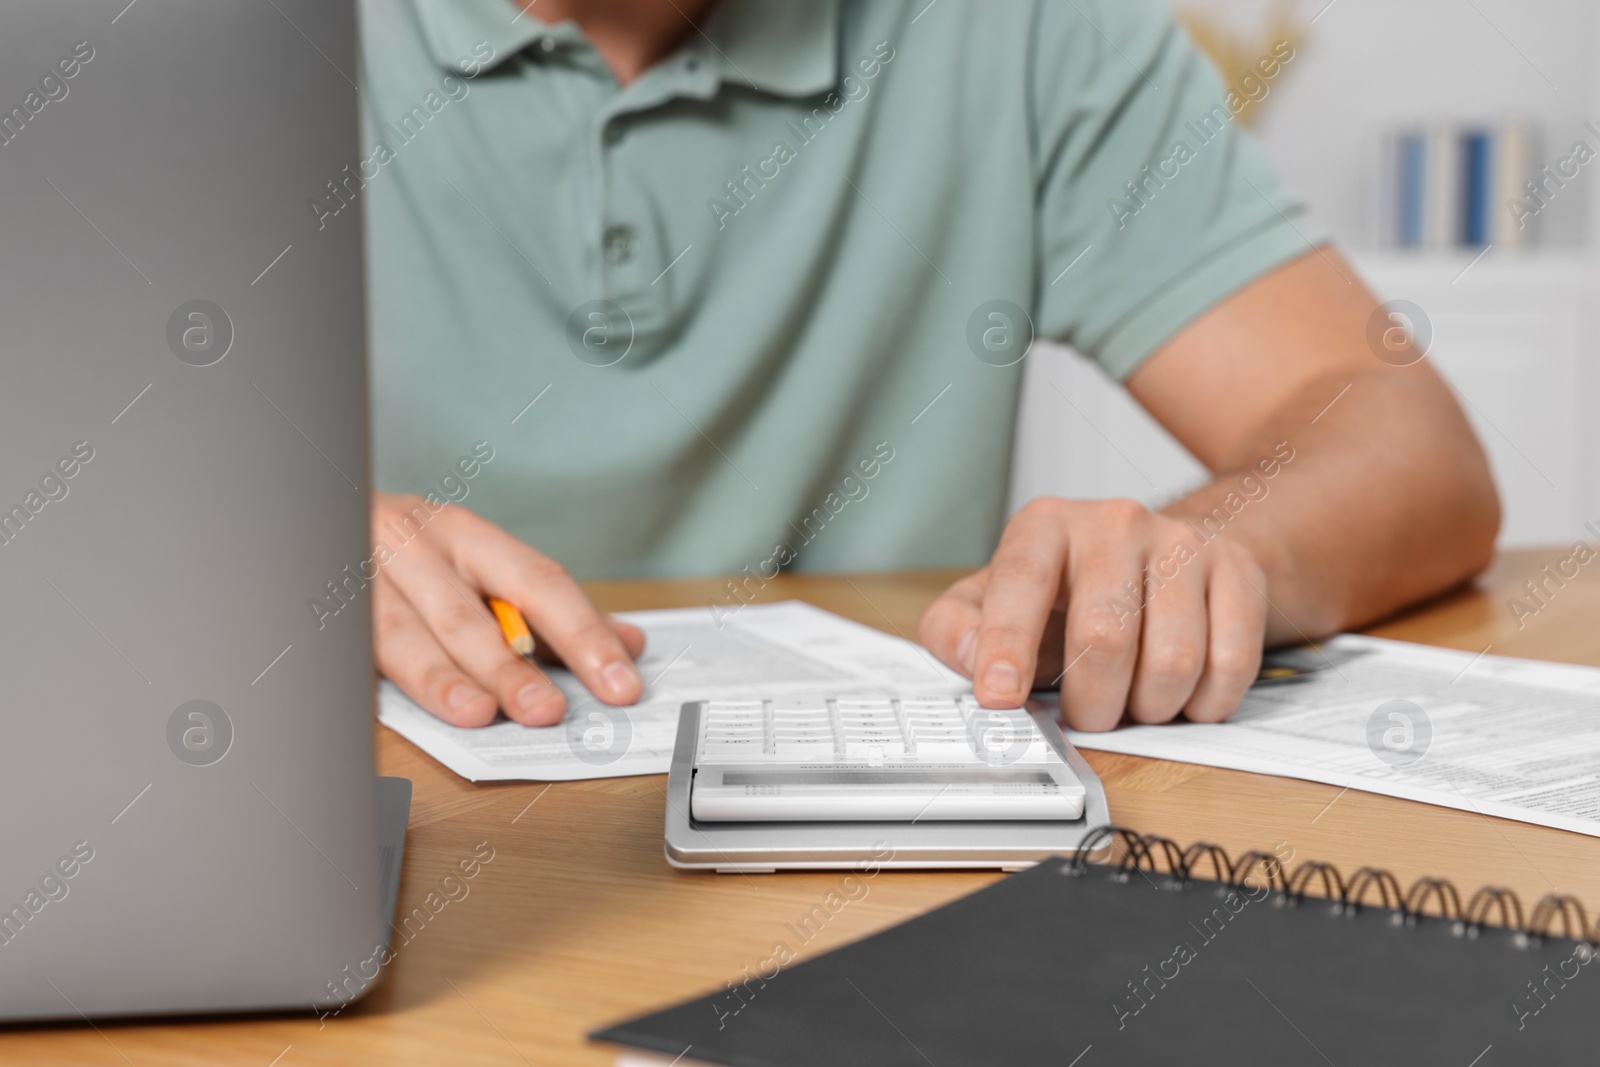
[1028,0,1329,381]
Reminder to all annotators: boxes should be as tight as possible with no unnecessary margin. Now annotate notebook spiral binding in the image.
[1068,825,1600,952]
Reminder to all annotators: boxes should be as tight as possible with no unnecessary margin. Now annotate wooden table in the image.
[9,549,1600,1065]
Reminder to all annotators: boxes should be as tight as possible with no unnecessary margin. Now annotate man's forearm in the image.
[1159,363,1500,644]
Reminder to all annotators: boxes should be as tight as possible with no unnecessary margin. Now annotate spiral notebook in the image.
[593,829,1600,1065]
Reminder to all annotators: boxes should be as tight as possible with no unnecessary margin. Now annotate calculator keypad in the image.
[696,696,1056,765]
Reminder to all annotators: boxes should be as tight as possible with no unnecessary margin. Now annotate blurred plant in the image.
[1175,2,1305,126]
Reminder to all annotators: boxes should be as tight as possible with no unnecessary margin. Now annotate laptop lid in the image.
[0,0,384,1019]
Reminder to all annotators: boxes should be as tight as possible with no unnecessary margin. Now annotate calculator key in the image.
[774,739,834,752]
[702,738,765,756]
[971,732,1048,761]
[776,726,829,739]
[843,736,902,752]
[773,737,835,756]
[844,738,905,758]
[706,722,764,735]
[775,726,829,737]
[910,728,969,744]
[912,736,976,757]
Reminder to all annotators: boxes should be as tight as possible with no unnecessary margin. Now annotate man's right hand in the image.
[370,491,645,727]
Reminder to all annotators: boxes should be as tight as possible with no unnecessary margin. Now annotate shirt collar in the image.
[411,0,839,98]
[412,0,557,76]
[698,0,839,98]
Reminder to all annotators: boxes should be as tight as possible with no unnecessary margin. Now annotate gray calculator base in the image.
[663,701,1111,873]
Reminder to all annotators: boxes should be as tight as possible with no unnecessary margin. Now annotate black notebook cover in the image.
[594,851,1598,1065]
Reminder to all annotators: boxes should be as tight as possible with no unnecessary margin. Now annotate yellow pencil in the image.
[487,596,535,658]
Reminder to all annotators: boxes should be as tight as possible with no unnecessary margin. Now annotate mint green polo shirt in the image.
[357,0,1325,579]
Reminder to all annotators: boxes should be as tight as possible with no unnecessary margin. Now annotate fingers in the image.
[1184,549,1268,722]
[381,543,568,726]
[1125,555,1208,724]
[373,577,502,728]
[1057,508,1146,732]
[533,616,648,666]
[1029,609,1068,684]
[933,496,1267,732]
[611,618,647,660]
[446,512,644,706]
[366,494,645,728]
[971,503,1070,706]
[917,571,987,676]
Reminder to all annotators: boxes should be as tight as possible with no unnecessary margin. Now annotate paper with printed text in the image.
[1068,634,1600,838]
[378,601,966,781]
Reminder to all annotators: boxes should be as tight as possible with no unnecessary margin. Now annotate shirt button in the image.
[603,224,638,265]
[539,37,557,53]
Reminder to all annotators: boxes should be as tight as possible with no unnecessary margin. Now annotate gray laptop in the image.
[0,0,408,1021]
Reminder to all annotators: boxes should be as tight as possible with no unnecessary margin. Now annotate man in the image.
[354,0,1498,732]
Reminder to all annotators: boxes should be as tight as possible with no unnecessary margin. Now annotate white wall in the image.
[1008,341,1204,512]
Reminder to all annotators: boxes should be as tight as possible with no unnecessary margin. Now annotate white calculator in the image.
[687,695,1088,823]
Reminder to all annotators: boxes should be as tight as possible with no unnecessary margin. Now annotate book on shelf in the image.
[1379,120,1533,251]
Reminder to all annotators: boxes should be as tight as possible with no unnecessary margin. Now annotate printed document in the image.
[1068,635,1600,838]
[378,601,965,781]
